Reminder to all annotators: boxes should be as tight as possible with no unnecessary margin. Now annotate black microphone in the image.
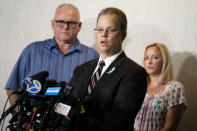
[57,81,72,96]
[8,71,50,116]
[52,81,74,120]
[2,72,49,127]
[22,71,49,95]
[37,79,57,95]
[30,71,49,85]
[46,79,57,87]
[53,81,85,120]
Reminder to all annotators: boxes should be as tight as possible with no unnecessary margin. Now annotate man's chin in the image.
[59,37,74,44]
[62,39,74,44]
[99,48,108,53]
[99,49,112,56]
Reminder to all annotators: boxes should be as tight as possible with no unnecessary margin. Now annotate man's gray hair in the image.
[55,3,80,21]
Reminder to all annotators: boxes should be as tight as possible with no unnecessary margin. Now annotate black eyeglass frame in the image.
[94,28,120,34]
[54,20,78,27]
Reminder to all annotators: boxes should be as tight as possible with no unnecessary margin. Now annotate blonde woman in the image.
[134,43,187,131]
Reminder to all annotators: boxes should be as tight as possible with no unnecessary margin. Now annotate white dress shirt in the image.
[93,51,123,77]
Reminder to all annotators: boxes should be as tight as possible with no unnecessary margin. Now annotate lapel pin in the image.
[106,67,116,74]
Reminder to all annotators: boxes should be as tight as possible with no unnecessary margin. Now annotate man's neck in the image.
[59,43,73,54]
[56,39,76,54]
[100,50,122,60]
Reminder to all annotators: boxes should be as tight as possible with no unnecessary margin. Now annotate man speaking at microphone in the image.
[70,7,147,131]
[5,3,98,105]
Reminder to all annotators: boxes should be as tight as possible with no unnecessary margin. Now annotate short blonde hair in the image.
[143,42,174,83]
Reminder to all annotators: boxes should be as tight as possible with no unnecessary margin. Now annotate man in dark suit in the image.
[70,7,147,131]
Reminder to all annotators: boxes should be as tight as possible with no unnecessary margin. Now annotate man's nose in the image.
[63,23,69,29]
[102,30,108,37]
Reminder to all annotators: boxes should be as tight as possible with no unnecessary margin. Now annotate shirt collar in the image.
[49,37,57,49]
[98,50,123,67]
[50,37,82,55]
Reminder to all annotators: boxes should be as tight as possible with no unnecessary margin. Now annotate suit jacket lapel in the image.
[81,58,98,100]
[87,52,126,101]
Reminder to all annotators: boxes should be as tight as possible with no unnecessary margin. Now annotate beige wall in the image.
[0,0,196,130]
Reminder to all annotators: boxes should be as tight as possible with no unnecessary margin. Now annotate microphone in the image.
[1,72,48,126]
[53,81,85,120]
[22,71,49,94]
[38,79,57,95]
[29,71,49,85]
[44,81,72,96]
[53,81,74,120]
[57,81,72,96]
[46,79,57,87]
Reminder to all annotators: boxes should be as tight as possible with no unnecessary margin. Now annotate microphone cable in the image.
[27,106,40,131]
[0,92,13,131]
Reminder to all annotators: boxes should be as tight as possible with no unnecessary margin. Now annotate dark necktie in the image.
[89,60,105,94]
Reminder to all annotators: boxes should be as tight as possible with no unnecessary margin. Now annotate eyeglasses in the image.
[94,28,120,34]
[54,20,78,27]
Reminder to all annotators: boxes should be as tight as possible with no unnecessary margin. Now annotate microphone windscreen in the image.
[46,79,57,87]
[57,81,67,87]
[30,71,49,84]
[57,81,72,96]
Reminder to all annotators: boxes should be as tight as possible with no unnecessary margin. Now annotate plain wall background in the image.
[0,0,196,130]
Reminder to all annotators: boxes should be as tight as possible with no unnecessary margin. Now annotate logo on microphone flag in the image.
[22,79,41,94]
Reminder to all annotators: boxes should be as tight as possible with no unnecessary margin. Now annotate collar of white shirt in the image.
[94,51,123,76]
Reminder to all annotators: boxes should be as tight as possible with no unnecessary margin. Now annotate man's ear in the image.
[51,19,55,31]
[77,22,82,32]
[121,31,127,41]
